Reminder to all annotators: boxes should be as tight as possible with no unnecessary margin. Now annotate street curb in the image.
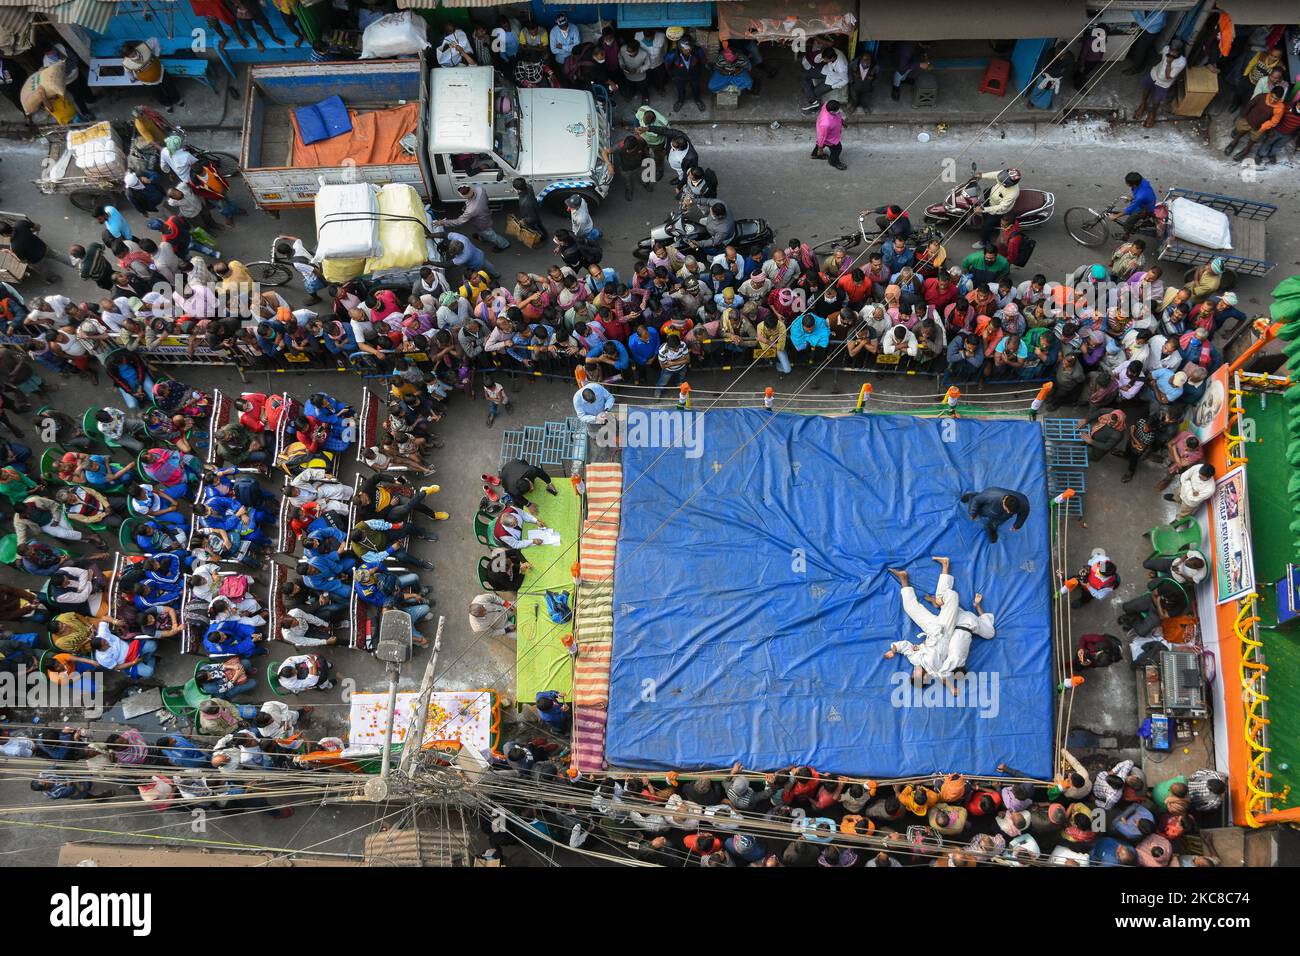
[0,108,1210,141]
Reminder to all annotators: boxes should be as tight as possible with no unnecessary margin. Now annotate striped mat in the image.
[572,707,609,774]
[571,462,621,772]
[574,581,613,704]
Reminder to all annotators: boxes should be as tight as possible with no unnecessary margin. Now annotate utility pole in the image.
[365,610,413,803]
[400,615,444,778]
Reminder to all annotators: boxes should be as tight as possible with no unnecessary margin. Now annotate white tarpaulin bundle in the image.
[360,10,430,59]
[1170,196,1233,250]
[315,181,381,260]
[67,122,126,179]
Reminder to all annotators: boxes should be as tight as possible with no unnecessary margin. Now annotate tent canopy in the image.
[1217,0,1300,25]
[719,0,857,42]
[859,0,1089,42]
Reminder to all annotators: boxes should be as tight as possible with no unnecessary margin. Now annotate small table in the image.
[87,57,159,88]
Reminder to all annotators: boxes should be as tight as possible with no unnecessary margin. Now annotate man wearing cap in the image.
[1190,291,1245,334]
[725,832,766,865]
[565,193,596,242]
[123,169,164,216]
[1183,257,1224,303]
[1148,366,1187,406]
[549,14,579,66]
[664,32,707,113]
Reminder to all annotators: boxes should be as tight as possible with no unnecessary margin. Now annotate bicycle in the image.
[242,238,297,288]
[811,231,863,256]
[1063,196,1161,248]
[133,106,240,178]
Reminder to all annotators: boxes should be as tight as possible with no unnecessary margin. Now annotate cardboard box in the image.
[1173,66,1219,117]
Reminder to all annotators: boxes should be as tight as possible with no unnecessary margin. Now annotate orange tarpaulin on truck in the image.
[290,101,419,168]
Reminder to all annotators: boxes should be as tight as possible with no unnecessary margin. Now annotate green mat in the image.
[515,483,582,701]
[1243,392,1300,806]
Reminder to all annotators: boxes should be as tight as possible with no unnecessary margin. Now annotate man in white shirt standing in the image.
[1166,463,1216,518]
[549,13,580,66]
[1135,39,1186,128]
[435,23,474,68]
[636,30,667,94]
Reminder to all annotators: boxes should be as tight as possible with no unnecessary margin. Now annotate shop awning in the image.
[0,5,36,56]
[1088,1,1198,9]
[49,0,118,33]
[1217,0,1298,25]
[859,0,1089,42]
[719,0,857,41]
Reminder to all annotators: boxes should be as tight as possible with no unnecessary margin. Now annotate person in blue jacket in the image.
[156,734,209,769]
[960,486,1030,543]
[789,312,830,372]
[1090,836,1138,866]
[1110,171,1157,237]
[304,392,353,452]
[202,619,264,658]
[586,338,630,384]
[624,321,660,384]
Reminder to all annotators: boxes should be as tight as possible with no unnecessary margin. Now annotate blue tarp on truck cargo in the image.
[605,409,1054,778]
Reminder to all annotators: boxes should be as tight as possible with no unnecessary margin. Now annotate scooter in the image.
[924,163,1055,230]
[634,209,773,261]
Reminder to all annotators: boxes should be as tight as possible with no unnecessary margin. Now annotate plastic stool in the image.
[979,59,1011,96]
[913,71,938,108]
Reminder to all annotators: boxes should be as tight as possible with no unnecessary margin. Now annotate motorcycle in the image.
[924,163,1054,231]
[634,209,773,261]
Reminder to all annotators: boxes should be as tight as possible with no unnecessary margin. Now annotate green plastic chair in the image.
[119,518,143,555]
[160,684,190,718]
[473,510,497,547]
[267,660,287,696]
[1146,515,1201,558]
[82,407,122,449]
[477,555,496,590]
[0,533,17,565]
[39,448,63,483]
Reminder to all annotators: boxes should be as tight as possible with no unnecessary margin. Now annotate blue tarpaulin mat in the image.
[606,409,1053,778]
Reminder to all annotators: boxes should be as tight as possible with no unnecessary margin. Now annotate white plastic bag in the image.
[360,11,430,59]
[315,181,380,261]
[1170,197,1232,250]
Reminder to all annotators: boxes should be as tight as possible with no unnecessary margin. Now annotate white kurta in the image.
[890,572,959,673]
[890,573,996,678]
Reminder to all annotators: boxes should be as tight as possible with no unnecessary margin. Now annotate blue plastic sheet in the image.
[605,409,1054,778]
[293,95,352,145]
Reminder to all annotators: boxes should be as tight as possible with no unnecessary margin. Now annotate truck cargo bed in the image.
[241,58,430,209]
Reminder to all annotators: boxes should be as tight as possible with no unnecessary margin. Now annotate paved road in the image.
[0,117,1294,862]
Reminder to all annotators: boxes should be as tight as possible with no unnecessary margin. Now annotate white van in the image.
[422,64,612,213]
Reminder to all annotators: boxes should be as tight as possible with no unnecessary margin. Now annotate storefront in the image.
[1214,0,1300,87]
[511,1,719,29]
[857,0,1088,92]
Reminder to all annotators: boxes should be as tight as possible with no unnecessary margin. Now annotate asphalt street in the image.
[0,115,1295,862]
